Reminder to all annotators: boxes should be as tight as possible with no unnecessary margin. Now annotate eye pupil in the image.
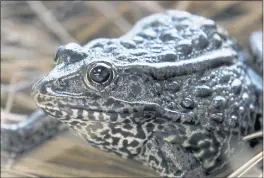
[89,65,111,84]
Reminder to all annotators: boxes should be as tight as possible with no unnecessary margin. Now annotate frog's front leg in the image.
[141,122,247,178]
[142,131,206,178]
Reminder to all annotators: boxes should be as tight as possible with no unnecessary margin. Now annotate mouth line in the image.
[36,103,196,125]
[68,104,133,115]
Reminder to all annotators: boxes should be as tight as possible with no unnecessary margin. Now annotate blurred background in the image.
[1,1,263,177]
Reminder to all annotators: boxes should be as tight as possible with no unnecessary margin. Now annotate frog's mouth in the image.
[33,91,184,124]
[32,87,185,124]
[32,90,151,122]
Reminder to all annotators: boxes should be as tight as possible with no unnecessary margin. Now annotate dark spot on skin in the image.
[157,125,164,130]
[175,40,192,55]
[220,74,230,83]
[103,134,111,140]
[229,115,238,128]
[188,133,207,146]
[200,151,216,163]
[194,85,212,97]
[107,41,114,45]
[180,115,194,124]
[123,124,133,130]
[104,98,115,106]
[212,96,226,109]
[76,125,82,130]
[160,29,180,41]
[88,111,95,120]
[104,98,124,108]
[77,110,83,119]
[146,142,152,150]
[165,96,172,102]
[138,28,157,39]
[120,40,136,49]
[199,141,211,149]
[211,33,222,48]
[160,52,178,62]
[128,140,139,147]
[168,102,176,109]
[192,33,208,50]
[154,83,162,94]
[123,108,129,114]
[150,44,163,53]
[80,122,87,126]
[89,122,103,132]
[99,113,104,121]
[144,111,155,119]
[165,81,181,92]
[181,98,195,109]
[111,127,131,138]
[231,79,242,94]
[146,123,155,133]
[70,121,79,126]
[124,119,131,123]
[210,113,224,123]
[112,137,120,145]
[148,155,160,166]
[100,129,109,136]
[135,127,147,139]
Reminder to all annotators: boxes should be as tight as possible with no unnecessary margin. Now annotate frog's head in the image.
[32,10,239,126]
[31,42,164,124]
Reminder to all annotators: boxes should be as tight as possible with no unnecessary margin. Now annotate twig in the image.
[243,131,263,141]
[1,152,17,169]
[4,75,17,113]
[27,1,76,44]
[227,151,263,177]
[1,110,28,123]
[175,1,191,11]
[200,1,241,17]
[76,4,129,42]
[86,1,132,33]
[1,4,33,18]
[13,92,38,110]
[132,1,165,13]
[1,75,44,93]
[1,168,38,178]
[228,5,262,34]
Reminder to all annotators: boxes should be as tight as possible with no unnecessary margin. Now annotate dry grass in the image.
[1,1,263,177]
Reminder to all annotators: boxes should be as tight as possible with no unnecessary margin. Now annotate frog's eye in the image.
[87,63,113,85]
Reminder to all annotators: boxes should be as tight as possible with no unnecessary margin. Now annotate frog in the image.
[31,10,262,177]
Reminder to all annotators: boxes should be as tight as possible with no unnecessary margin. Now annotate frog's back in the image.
[85,10,240,65]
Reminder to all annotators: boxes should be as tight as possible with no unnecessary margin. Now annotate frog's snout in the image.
[31,77,51,102]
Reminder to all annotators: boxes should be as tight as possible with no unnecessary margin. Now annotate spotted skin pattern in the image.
[31,10,262,177]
